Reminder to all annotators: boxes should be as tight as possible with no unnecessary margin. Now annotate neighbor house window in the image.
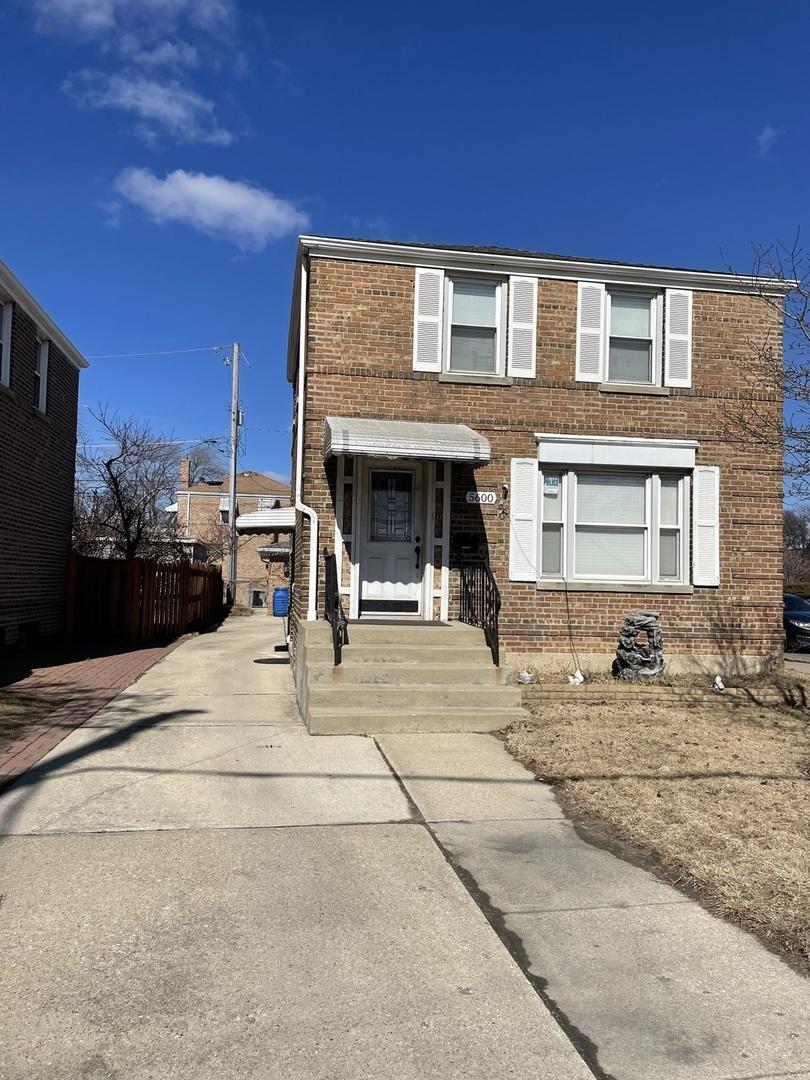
[540,469,689,584]
[34,339,49,413]
[606,290,661,385]
[445,277,504,375]
[0,301,11,387]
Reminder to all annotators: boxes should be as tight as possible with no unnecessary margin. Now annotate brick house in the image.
[172,460,292,608]
[0,261,87,647]
[285,236,787,726]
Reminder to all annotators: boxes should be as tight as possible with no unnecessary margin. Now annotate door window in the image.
[369,471,413,542]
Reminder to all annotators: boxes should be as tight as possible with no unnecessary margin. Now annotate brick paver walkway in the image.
[0,640,183,792]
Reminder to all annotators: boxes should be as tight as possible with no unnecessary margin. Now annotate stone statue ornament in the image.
[612,609,665,680]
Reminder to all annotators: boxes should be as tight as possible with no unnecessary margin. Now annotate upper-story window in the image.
[0,301,11,387]
[34,339,49,413]
[607,290,661,385]
[413,268,537,379]
[445,277,505,376]
[577,282,693,389]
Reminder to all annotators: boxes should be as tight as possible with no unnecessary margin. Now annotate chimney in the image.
[179,456,190,489]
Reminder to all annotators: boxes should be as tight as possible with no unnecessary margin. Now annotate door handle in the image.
[414,536,421,571]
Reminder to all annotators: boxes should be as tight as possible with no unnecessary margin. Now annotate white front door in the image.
[360,466,423,615]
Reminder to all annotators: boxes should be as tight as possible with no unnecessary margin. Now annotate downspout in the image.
[294,257,319,621]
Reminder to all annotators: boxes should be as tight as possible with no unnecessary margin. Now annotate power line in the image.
[85,344,231,359]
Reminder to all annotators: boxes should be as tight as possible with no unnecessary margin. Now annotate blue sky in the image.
[0,0,804,479]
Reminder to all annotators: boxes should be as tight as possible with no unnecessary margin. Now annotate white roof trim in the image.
[297,236,795,297]
[0,261,88,370]
[324,416,491,463]
[535,432,699,470]
[236,507,296,531]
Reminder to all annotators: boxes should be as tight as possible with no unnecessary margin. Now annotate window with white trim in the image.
[444,276,505,375]
[606,289,661,385]
[539,469,689,585]
[34,339,49,413]
[0,301,11,387]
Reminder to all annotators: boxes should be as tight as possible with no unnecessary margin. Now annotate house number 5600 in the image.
[465,491,497,505]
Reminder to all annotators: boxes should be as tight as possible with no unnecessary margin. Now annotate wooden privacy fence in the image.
[66,552,224,646]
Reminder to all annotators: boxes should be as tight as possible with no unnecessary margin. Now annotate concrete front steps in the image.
[296,621,526,735]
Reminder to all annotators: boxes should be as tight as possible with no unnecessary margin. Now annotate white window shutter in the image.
[509,458,538,582]
[412,268,444,372]
[664,288,692,387]
[507,276,537,378]
[575,282,605,382]
[692,466,720,586]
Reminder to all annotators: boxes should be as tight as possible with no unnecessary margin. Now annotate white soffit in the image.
[236,507,296,531]
[324,416,491,463]
[536,433,699,470]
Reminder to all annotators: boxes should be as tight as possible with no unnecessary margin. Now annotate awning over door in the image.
[324,416,491,463]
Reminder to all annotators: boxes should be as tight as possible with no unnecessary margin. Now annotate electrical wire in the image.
[85,345,231,359]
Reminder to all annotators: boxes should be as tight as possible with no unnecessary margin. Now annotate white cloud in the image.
[131,40,199,71]
[113,167,309,251]
[756,124,782,156]
[32,0,234,45]
[64,70,234,145]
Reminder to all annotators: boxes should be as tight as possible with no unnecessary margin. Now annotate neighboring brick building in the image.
[173,461,291,608]
[0,261,87,647]
[286,235,788,676]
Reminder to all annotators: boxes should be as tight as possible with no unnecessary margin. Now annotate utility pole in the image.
[227,341,240,600]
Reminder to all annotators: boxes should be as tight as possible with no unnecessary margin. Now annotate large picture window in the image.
[540,469,689,585]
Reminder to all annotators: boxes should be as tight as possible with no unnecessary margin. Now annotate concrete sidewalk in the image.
[0,617,591,1080]
[379,733,810,1080]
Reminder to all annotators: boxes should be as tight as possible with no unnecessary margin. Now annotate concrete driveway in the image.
[0,617,591,1080]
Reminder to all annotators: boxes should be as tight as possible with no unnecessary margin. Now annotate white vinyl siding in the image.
[539,468,694,586]
[413,268,444,372]
[507,276,537,378]
[692,465,720,585]
[509,457,538,581]
[0,301,11,387]
[664,288,693,387]
[34,339,48,413]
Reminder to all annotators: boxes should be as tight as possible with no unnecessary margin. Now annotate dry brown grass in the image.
[503,701,810,972]
[0,691,60,753]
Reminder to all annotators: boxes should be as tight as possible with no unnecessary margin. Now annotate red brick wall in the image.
[0,303,80,645]
[291,257,783,665]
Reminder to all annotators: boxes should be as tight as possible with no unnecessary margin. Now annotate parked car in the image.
[783,593,810,651]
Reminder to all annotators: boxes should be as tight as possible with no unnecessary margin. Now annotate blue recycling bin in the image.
[272,586,290,617]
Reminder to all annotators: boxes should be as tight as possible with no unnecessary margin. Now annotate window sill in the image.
[598,382,671,396]
[537,580,693,595]
[438,372,513,386]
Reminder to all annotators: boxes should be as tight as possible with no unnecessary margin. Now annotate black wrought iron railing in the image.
[459,556,501,666]
[323,548,349,665]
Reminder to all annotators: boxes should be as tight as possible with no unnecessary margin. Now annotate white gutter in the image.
[294,257,319,621]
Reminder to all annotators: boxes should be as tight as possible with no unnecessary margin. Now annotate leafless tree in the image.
[74,406,182,560]
[723,237,810,498]
[784,507,810,582]
[186,441,227,485]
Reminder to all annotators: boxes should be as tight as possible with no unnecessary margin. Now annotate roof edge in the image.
[0,261,88,370]
[297,235,796,297]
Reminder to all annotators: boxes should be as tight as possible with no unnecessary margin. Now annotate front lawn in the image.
[503,701,810,972]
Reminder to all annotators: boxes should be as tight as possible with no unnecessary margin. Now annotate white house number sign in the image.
[465,491,497,505]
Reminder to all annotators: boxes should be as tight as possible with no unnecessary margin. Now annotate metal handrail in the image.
[459,555,501,666]
[323,548,349,665]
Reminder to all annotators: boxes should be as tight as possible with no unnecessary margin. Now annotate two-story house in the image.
[0,261,87,647]
[172,459,292,608]
[285,236,787,733]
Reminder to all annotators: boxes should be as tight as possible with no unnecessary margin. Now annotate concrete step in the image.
[308,684,522,710]
[306,643,496,666]
[305,662,507,686]
[340,623,485,646]
[307,705,528,736]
